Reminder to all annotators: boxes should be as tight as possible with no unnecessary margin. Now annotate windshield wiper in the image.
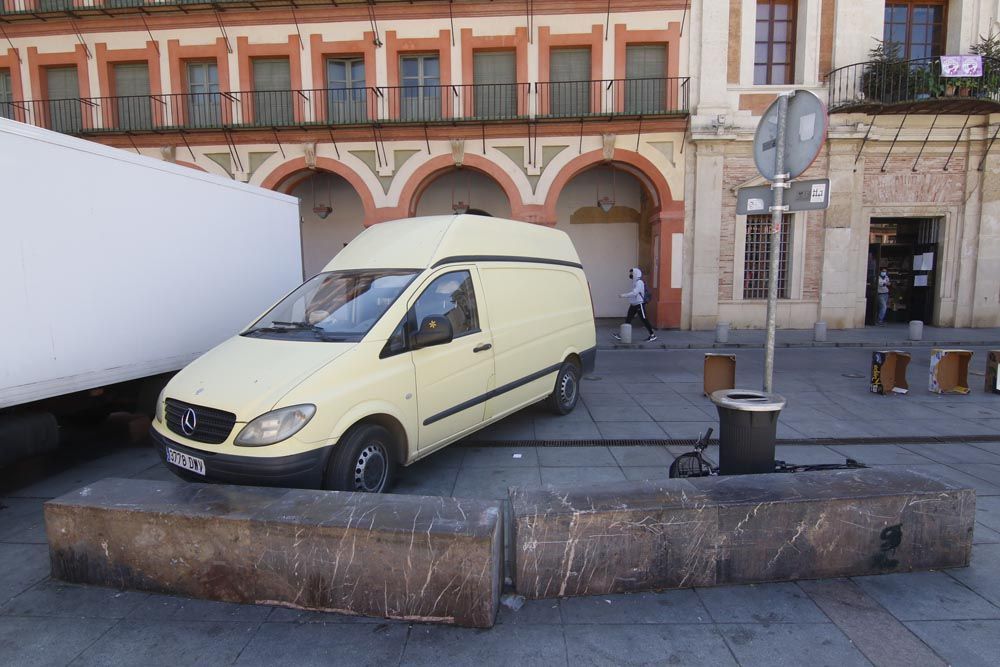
[244,322,351,342]
[270,320,321,330]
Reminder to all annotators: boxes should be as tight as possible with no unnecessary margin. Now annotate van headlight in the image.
[235,405,316,447]
[155,388,167,423]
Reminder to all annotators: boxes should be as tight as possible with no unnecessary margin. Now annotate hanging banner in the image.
[941,55,983,78]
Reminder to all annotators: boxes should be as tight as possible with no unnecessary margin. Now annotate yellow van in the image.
[151,215,597,492]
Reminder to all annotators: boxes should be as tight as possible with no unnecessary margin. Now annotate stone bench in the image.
[510,467,974,599]
[44,478,503,628]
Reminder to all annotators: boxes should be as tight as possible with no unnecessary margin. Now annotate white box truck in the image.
[0,118,302,463]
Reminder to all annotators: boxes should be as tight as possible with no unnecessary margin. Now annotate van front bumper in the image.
[151,428,331,489]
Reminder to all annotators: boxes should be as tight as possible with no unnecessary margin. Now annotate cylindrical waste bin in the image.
[709,389,786,475]
[909,320,923,341]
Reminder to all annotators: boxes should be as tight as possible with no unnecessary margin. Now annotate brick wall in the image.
[863,155,967,205]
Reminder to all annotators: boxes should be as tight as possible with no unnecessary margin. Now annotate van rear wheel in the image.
[547,361,581,415]
[324,424,396,493]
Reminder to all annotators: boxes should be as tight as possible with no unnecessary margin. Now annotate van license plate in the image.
[166,448,205,476]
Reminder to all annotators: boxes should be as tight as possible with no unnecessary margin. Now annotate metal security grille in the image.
[165,398,237,445]
[744,214,791,299]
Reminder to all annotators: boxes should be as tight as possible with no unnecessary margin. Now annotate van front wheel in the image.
[547,361,581,415]
[324,424,397,493]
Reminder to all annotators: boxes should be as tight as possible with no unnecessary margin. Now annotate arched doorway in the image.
[555,164,654,318]
[290,171,367,278]
[413,167,512,218]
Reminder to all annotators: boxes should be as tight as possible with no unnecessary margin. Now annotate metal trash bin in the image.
[709,389,786,475]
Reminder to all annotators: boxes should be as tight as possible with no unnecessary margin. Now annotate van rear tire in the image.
[323,424,396,493]
[547,361,581,415]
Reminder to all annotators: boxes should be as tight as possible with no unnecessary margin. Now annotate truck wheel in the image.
[324,424,396,493]
[547,361,581,415]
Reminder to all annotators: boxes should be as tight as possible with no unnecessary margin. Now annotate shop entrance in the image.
[866,217,940,325]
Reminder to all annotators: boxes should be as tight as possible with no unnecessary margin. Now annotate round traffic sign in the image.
[753,90,828,181]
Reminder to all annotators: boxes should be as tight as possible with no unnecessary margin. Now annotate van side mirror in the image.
[412,316,453,349]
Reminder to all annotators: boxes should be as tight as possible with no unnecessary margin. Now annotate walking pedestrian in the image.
[612,267,657,342]
[876,268,891,325]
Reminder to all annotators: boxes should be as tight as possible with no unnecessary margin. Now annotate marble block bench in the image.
[44,478,503,628]
[510,467,975,599]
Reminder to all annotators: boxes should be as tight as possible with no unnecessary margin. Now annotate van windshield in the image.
[243,270,419,342]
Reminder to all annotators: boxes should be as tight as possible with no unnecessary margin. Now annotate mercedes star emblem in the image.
[181,408,197,436]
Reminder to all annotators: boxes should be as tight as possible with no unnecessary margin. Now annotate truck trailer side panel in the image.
[0,118,302,408]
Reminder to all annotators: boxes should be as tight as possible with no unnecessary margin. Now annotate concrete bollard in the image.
[814,321,828,342]
[909,320,924,341]
[619,323,632,344]
[716,322,730,344]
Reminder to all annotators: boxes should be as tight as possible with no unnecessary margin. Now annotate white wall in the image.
[292,173,367,277]
[555,168,642,318]
[414,169,512,218]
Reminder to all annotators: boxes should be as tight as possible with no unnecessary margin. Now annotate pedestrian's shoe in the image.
[647,333,658,342]
[611,332,622,341]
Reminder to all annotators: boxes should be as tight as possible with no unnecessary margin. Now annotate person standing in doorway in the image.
[876,268,891,325]
[612,267,657,342]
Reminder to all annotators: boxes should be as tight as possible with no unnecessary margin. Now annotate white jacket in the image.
[621,267,645,306]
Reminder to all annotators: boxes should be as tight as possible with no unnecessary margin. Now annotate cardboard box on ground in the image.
[871,351,910,395]
[929,349,973,395]
[704,354,736,396]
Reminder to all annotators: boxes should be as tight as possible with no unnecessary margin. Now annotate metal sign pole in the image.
[763,93,790,393]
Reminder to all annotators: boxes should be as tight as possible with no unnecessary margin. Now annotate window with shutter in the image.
[754,0,796,85]
[186,62,221,129]
[625,45,667,114]
[327,58,366,123]
[473,51,517,119]
[400,55,441,121]
[252,58,293,126]
[114,63,152,131]
[46,66,81,133]
[0,70,12,120]
[549,48,591,117]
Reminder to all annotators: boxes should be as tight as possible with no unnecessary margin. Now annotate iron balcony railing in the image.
[828,56,1000,114]
[0,0,282,15]
[1,78,689,135]
[535,77,689,118]
[0,0,534,17]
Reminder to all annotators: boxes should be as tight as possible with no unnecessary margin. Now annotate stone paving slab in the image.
[716,623,873,667]
[798,578,946,667]
[854,571,1000,621]
[563,624,739,667]
[904,620,1000,667]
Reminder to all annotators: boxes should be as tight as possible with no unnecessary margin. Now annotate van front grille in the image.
[165,398,237,444]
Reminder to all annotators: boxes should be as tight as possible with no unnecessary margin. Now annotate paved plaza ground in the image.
[3,338,1000,665]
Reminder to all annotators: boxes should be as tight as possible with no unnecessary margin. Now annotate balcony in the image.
[0,0,519,21]
[1,78,689,136]
[828,57,1000,115]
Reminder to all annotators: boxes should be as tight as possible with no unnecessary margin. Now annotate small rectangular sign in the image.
[941,55,982,78]
[736,178,831,215]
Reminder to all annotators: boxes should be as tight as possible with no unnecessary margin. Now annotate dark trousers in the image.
[625,304,654,336]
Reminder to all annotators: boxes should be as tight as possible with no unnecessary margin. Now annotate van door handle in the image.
[473,343,493,353]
